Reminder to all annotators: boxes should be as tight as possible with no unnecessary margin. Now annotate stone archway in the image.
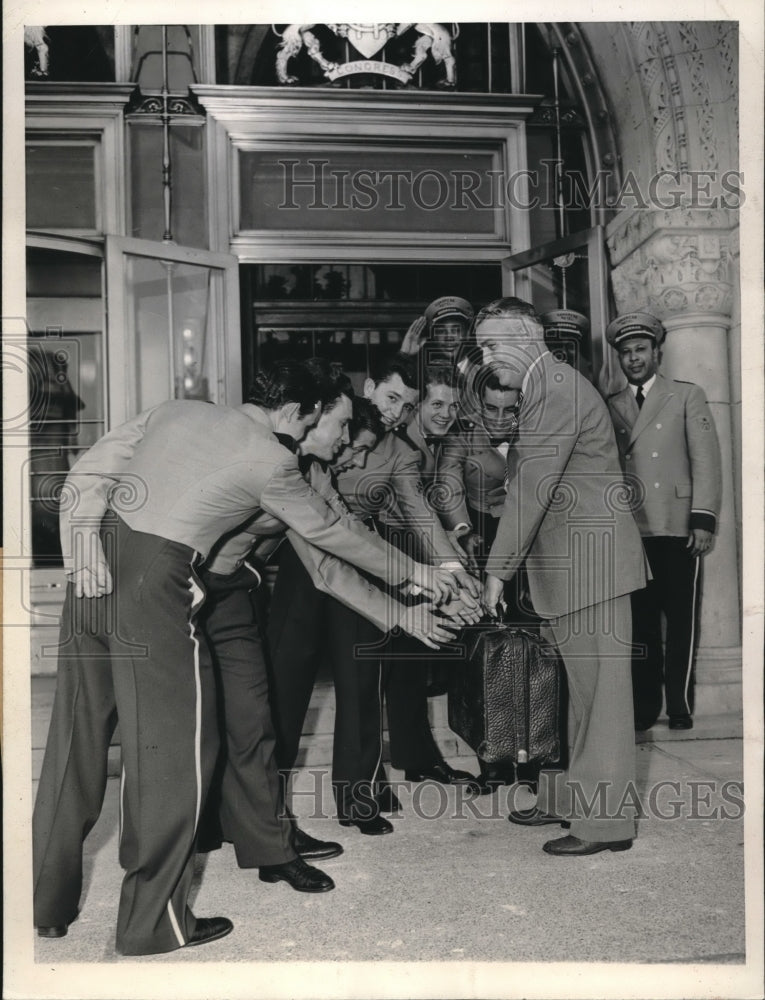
[580,21,742,706]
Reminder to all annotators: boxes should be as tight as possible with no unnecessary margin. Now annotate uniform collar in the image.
[629,374,657,396]
[238,402,274,429]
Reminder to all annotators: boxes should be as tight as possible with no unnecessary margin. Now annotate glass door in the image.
[105,236,241,424]
[240,261,503,395]
[502,226,612,392]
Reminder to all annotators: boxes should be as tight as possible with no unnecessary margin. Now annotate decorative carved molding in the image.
[625,21,731,177]
[609,225,735,319]
[606,205,736,265]
[124,87,205,118]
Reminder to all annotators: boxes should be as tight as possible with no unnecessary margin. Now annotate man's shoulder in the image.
[606,385,631,409]
[662,376,705,396]
[389,429,421,460]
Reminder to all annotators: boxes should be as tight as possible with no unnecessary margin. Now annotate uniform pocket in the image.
[675,482,692,498]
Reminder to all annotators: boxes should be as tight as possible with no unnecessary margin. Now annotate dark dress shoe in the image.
[508,807,562,826]
[259,856,335,892]
[338,815,393,836]
[292,826,344,860]
[668,714,693,730]
[37,925,68,939]
[404,762,477,785]
[542,834,632,856]
[376,785,403,814]
[187,916,234,947]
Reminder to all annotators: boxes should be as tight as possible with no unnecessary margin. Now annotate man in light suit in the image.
[606,312,722,731]
[476,297,648,856]
[33,362,458,954]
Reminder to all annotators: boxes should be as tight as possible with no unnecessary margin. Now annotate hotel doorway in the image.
[240,261,503,396]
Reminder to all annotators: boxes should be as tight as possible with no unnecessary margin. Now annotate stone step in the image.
[30,676,743,781]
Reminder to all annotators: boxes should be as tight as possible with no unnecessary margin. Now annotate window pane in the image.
[26,247,105,566]
[131,25,201,89]
[239,148,498,234]
[26,145,97,230]
[123,255,215,410]
[24,26,115,82]
[129,125,208,248]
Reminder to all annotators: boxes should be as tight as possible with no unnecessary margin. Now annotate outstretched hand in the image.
[453,568,481,602]
[409,563,460,603]
[399,602,459,649]
[438,591,483,626]
[482,572,506,618]
[455,530,483,575]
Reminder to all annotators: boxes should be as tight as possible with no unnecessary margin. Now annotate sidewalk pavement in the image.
[32,721,746,967]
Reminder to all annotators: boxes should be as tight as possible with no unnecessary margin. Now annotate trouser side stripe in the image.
[681,555,701,714]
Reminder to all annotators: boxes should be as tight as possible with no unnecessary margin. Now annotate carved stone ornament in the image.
[273,23,458,88]
[610,225,735,319]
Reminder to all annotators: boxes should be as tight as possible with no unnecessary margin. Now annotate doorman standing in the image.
[606,312,722,731]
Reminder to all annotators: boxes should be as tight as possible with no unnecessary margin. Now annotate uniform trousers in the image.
[33,515,218,955]
[536,594,637,843]
[267,541,385,821]
[197,564,295,867]
[377,521,449,771]
[631,536,702,725]
[385,629,444,770]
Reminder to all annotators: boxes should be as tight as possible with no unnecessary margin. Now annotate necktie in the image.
[635,385,645,409]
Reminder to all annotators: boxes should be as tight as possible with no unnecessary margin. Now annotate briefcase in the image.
[448,623,561,766]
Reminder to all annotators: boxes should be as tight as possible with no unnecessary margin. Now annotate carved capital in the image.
[609,223,735,320]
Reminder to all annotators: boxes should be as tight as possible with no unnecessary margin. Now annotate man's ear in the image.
[281,401,301,424]
[363,378,374,399]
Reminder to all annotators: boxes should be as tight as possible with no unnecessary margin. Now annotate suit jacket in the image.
[490,351,648,619]
[436,423,510,530]
[334,426,458,564]
[607,374,722,537]
[61,400,414,587]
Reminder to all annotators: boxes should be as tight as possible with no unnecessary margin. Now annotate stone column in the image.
[606,209,741,713]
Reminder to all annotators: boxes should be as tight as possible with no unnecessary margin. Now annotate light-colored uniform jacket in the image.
[60,400,414,593]
[606,374,722,537]
[334,426,460,565]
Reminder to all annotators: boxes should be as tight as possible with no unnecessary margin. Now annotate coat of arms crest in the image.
[273,23,458,88]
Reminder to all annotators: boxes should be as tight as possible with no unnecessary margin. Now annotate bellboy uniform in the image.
[335,426,466,774]
[33,400,416,955]
[490,352,648,843]
[606,313,722,726]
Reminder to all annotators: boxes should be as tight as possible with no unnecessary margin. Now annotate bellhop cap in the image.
[424,296,474,327]
[541,309,590,338]
[606,311,665,347]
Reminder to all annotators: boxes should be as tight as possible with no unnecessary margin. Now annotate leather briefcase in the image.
[448,622,561,766]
